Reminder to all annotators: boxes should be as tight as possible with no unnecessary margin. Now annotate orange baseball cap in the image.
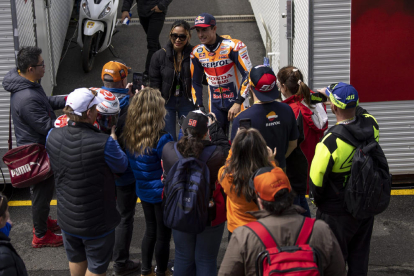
[101,60,131,83]
[249,167,291,202]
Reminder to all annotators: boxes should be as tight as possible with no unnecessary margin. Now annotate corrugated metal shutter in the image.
[15,0,36,47]
[309,0,351,90]
[327,101,414,175]
[0,0,18,183]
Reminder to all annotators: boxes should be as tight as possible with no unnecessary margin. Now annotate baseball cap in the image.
[66,88,106,116]
[249,167,291,202]
[181,110,209,135]
[325,82,359,109]
[249,65,279,102]
[191,13,216,29]
[101,60,131,83]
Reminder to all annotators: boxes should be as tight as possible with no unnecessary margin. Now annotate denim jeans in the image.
[172,222,225,276]
[113,182,137,267]
[293,194,311,218]
[165,95,195,141]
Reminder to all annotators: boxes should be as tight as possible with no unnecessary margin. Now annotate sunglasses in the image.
[31,60,45,68]
[170,33,187,42]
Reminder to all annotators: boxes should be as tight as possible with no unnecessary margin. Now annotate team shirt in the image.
[231,101,299,168]
[191,36,252,111]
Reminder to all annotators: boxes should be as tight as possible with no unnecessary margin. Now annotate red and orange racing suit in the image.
[190,35,252,130]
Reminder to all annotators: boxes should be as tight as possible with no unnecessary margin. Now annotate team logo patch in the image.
[219,55,227,59]
[104,69,114,74]
[266,111,278,121]
[197,48,203,53]
[234,41,246,51]
[259,81,276,92]
[220,50,228,55]
[188,119,197,127]
[119,69,127,79]
[208,52,215,56]
[195,16,205,24]
[213,87,231,93]
[221,45,229,49]
[199,53,206,58]
[199,58,209,62]
[100,90,116,101]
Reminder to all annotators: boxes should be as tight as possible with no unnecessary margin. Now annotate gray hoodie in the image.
[2,68,65,146]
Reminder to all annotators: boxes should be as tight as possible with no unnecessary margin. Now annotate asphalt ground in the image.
[4,185,414,276]
[2,0,414,275]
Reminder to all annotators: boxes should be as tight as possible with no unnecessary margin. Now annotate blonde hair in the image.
[122,87,166,155]
[63,105,94,122]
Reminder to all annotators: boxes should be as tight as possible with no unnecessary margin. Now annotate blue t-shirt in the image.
[231,101,299,168]
[0,222,12,237]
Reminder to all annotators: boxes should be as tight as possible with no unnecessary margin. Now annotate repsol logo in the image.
[11,164,31,177]
[201,60,231,68]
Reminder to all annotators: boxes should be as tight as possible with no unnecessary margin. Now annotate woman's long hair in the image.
[277,66,312,106]
[177,127,206,158]
[122,87,166,156]
[220,128,273,202]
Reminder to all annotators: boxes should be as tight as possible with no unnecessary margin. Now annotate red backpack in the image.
[245,217,322,276]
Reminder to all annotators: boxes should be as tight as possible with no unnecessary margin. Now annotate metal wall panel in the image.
[292,0,309,84]
[0,0,18,183]
[327,101,414,175]
[309,0,351,90]
[15,0,36,47]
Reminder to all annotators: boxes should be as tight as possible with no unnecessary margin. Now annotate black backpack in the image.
[329,125,391,219]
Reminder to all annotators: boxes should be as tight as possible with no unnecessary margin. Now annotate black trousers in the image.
[139,12,166,73]
[113,182,138,267]
[140,200,172,273]
[30,175,55,237]
[317,209,374,276]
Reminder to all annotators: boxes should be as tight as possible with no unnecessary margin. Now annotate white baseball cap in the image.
[66,88,105,116]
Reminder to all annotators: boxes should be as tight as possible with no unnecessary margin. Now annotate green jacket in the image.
[309,107,379,215]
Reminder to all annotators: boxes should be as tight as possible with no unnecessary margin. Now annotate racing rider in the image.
[190,13,252,133]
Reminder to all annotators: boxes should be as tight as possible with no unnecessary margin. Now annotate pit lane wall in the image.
[250,0,414,175]
[0,0,74,183]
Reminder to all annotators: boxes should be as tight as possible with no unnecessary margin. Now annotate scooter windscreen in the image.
[96,113,119,134]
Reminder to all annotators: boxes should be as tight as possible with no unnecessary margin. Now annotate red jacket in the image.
[283,94,328,195]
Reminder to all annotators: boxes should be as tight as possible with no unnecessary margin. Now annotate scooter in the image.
[77,0,119,72]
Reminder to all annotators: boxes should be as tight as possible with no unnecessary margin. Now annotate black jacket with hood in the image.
[149,41,194,104]
[0,232,28,276]
[2,68,66,146]
[122,0,173,17]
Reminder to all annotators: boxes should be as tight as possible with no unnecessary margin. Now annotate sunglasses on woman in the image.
[170,33,187,41]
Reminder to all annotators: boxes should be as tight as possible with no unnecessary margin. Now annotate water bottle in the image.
[123,12,132,25]
[264,57,270,67]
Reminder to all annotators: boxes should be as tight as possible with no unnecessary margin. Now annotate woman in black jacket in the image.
[0,195,28,276]
[150,20,195,141]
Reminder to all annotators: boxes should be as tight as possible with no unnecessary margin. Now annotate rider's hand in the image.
[228,103,241,121]
[151,5,162,12]
[110,125,117,141]
[121,11,131,22]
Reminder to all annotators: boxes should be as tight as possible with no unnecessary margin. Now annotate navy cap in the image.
[325,82,359,109]
[191,13,216,29]
[249,65,279,102]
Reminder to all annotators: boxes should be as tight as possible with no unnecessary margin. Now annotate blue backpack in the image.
[163,143,216,234]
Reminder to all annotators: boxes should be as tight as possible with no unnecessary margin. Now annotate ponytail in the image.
[277,66,312,106]
[176,128,205,158]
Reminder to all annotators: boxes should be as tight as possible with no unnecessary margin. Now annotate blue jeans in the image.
[172,222,225,276]
[165,95,195,141]
[293,195,311,218]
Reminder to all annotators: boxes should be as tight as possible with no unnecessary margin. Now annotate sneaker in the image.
[32,216,61,234]
[32,230,63,248]
[47,216,61,232]
[113,260,141,276]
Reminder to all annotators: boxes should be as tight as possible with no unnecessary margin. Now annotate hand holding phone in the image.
[132,72,144,94]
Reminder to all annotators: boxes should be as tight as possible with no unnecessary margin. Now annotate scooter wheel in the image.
[82,33,98,72]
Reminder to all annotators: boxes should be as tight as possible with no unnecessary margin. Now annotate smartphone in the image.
[132,72,144,93]
[311,92,328,104]
[239,118,251,130]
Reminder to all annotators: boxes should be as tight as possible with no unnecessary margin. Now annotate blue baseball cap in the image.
[191,13,216,29]
[325,82,359,109]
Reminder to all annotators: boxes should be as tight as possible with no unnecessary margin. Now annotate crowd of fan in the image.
[0,10,380,276]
